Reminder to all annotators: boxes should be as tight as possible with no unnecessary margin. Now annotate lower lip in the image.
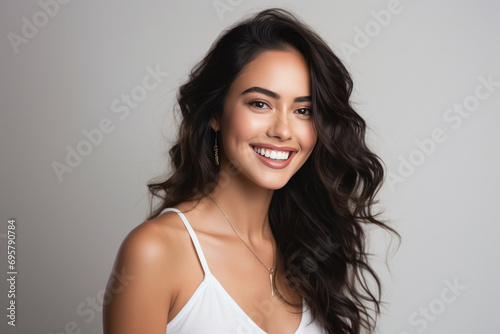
[251,146,295,169]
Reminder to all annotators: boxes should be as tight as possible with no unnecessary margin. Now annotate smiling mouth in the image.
[251,145,292,161]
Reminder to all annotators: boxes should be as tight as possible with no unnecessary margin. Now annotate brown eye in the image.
[249,101,270,109]
[295,108,311,116]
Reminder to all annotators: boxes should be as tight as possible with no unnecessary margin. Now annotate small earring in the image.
[214,131,219,166]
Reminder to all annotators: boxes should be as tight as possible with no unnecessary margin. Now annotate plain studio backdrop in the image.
[1,1,499,333]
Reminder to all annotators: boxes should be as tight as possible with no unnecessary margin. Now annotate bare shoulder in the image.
[118,210,189,266]
[103,210,191,333]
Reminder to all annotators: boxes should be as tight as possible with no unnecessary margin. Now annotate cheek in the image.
[296,122,317,152]
[230,114,253,139]
[223,108,265,143]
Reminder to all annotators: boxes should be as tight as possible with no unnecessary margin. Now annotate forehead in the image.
[228,49,310,98]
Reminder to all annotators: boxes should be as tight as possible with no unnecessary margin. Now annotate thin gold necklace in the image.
[208,196,275,297]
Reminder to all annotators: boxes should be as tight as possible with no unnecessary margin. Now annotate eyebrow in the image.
[241,86,311,102]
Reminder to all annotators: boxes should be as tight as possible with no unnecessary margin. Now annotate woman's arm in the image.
[103,219,178,334]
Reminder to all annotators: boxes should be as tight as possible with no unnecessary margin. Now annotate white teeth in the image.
[252,146,291,161]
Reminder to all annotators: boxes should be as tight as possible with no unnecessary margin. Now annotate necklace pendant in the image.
[269,269,274,297]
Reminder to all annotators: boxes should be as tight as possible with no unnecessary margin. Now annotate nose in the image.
[266,110,291,140]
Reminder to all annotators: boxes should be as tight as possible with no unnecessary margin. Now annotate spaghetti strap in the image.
[160,208,211,275]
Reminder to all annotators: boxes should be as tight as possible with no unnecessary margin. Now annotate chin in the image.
[254,176,291,190]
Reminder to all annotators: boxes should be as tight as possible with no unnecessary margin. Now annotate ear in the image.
[210,117,219,131]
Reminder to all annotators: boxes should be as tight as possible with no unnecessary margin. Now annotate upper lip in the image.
[250,143,298,152]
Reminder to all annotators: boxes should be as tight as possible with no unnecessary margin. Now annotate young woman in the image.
[103,8,397,334]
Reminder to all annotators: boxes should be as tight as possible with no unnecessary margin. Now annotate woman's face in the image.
[213,48,317,190]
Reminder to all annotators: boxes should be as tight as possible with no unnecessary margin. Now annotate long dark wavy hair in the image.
[147,8,398,334]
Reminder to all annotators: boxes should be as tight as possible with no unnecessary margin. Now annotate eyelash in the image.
[248,101,270,109]
[296,108,311,116]
[247,100,312,116]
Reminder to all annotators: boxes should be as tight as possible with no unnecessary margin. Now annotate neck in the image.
[208,163,274,243]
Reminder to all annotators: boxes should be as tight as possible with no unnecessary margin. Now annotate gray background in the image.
[1,0,499,333]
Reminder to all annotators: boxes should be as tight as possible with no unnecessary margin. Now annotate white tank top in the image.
[163,208,327,334]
